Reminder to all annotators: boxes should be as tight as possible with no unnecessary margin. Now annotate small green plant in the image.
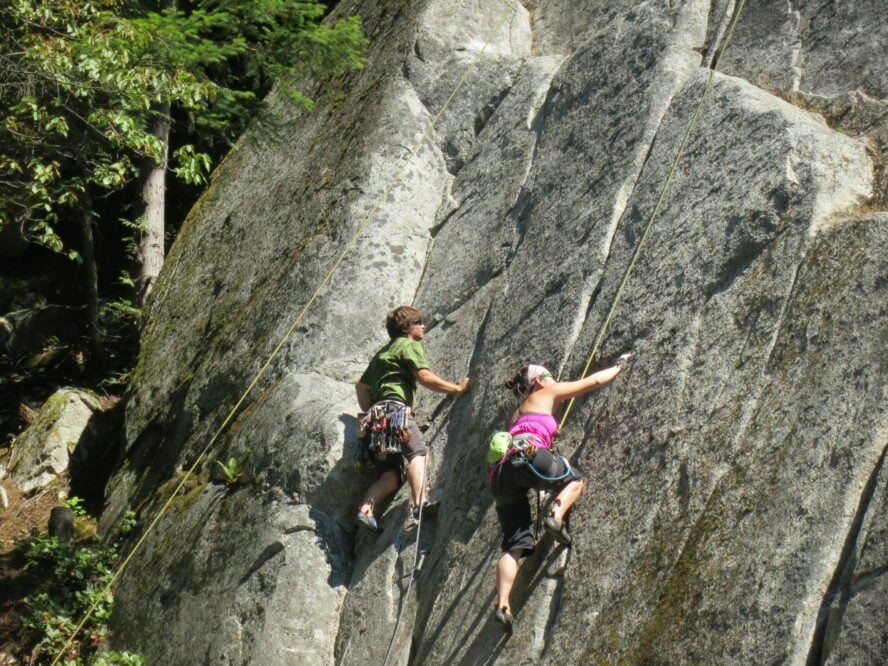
[63,496,89,517]
[17,511,142,665]
[101,298,141,321]
[216,457,242,484]
[97,369,133,390]
[214,449,252,485]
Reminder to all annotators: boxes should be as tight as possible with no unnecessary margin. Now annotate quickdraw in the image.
[358,400,412,463]
[507,433,543,464]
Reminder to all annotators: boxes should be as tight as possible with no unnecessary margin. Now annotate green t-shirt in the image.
[359,336,430,407]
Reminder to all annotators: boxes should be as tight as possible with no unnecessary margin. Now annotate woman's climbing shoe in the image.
[543,516,572,545]
[494,606,513,633]
[412,500,440,521]
[356,511,382,534]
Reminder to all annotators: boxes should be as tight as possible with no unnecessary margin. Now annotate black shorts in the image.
[491,450,581,554]
[371,415,426,480]
[495,499,535,555]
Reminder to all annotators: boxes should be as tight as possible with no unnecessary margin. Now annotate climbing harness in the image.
[358,400,413,464]
[512,454,579,485]
[507,433,543,464]
[507,433,579,482]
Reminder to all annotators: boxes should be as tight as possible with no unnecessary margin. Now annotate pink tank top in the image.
[508,413,558,449]
[488,412,559,486]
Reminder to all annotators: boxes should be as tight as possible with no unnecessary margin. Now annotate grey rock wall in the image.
[104,1,886,664]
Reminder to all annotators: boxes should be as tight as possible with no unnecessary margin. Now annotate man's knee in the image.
[406,451,427,465]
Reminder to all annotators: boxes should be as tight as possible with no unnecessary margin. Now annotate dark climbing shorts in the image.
[372,415,426,482]
[495,499,535,555]
[490,449,581,555]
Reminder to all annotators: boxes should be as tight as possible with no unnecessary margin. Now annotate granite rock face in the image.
[104,1,886,664]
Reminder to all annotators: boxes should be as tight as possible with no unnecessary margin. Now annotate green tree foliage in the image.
[0,0,366,256]
[0,0,365,384]
[0,0,203,257]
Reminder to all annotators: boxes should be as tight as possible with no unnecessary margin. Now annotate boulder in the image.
[10,389,102,494]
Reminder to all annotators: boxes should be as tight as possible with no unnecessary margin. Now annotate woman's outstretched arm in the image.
[520,353,634,413]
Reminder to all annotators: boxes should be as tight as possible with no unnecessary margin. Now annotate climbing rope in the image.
[558,0,749,431]
[50,1,520,663]
[382,453,431,666]
[381,388,468,663]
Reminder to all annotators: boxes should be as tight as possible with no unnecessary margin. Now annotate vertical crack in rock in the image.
[730,238,807,446]
[703,0,737,68]
[539,546,573,658]
[786,0,804,92]
[524,66,558,169]
[465,295,498,378]
[555,274,602,380]
[471,74,518,146]
[381,522,430,664]
[505,73,560,258]
[761,248,806,372]
[807,441,888,665]
[557,53,701,371]
[671,310,704,429]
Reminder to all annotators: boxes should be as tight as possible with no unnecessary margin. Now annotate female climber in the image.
[490,352,633,631]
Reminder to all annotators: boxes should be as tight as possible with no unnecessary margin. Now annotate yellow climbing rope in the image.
[559,0,749,431]
[51,1,521,663]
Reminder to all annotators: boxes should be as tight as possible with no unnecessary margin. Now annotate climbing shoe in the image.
[356,512,382,534]
[494,606,513,633]
[543,516,572,545]
[412,500,439,521]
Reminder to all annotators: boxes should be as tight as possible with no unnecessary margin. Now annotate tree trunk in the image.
[136,100,171,305]
[79,200,103,368]
[135,0,179,305]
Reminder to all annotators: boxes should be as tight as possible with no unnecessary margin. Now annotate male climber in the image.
[355,305,470,532]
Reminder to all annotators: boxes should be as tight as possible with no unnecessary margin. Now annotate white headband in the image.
[526,364,548,383]
[519,364,549,397]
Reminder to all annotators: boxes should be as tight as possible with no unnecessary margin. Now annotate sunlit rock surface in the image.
[105,1,886,664]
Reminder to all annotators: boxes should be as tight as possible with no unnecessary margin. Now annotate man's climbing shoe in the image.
[494,606,513,633]
[543,516,572,545]
[412,500,439,521]
[356,512,382,534]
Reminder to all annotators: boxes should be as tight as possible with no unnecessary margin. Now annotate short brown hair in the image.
[386,306,423,339]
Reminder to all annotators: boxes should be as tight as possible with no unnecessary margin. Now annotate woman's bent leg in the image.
[551,479,584,522]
